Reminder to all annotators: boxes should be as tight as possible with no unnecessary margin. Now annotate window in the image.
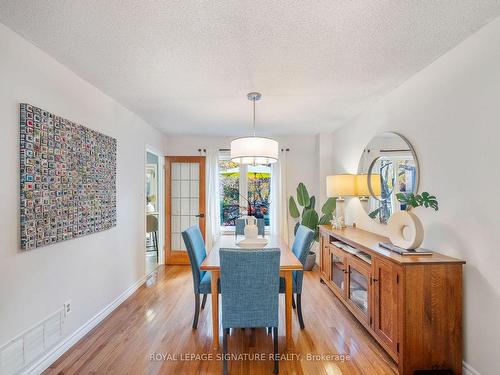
[219,152,271,228]
[247,164,271,226]
[219,157,240,226]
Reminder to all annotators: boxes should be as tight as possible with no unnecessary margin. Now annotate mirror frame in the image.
[361,132,420,221]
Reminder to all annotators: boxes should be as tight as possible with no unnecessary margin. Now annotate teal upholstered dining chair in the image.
[234,218,265,239]
[220,248,281,374]
[182,226,219,329]
[279,225,315,329]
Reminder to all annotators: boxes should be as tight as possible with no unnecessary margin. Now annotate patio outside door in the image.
[165,156,206,265]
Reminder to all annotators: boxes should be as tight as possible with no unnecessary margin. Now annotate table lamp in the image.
[326,174,356,228]
[355,174,381,200]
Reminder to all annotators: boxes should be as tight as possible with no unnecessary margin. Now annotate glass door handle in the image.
[195,214,205,218]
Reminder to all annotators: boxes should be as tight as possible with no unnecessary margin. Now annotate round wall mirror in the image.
[357,132,419,224]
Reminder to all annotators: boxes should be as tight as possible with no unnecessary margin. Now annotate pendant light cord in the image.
[252,97,256,136]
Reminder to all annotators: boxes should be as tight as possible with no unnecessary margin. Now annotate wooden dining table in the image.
[200,235,302,351]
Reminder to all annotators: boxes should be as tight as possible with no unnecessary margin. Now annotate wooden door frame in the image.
[145,146,165,268]
[165,156,206,265]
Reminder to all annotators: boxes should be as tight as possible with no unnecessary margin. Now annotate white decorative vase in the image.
[387,211,424,250]
[244,217,258,239]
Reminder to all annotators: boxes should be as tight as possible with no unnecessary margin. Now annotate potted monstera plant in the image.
[387,191,439,249]
[289,183,336,270]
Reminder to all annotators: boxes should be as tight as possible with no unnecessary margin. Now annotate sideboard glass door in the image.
[331,246,347,298]
[347,258,371,324]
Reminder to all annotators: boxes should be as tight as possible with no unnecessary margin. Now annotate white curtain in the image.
[270,150,289,243]
[205,149,221,250]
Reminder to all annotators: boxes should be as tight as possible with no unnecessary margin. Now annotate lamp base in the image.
[332,199,346,228]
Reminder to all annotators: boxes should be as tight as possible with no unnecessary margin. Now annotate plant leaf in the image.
[296,183,310,207]
[396,192,407,202]
[397,191,439,211]
[420,192,439,211]
[313,228,319,242]
[321,197,336,215]
[306,195,316,210]
[406,193,417,208]
[368,207,381,219]
[319,212,333,225]
[416,194,424,206]
[288,196,300,219]
[301,209,319,231]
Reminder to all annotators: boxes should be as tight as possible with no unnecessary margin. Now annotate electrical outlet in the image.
[63,300,72,317]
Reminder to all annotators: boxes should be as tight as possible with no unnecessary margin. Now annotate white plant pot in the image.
[387,211,424,250]
[244,217,258,239]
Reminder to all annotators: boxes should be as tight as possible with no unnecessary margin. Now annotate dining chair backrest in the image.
[235,218,265,236]
[182,226,207,293]
[146,214,158,233]
[220,248,280,329]
[291,225,315,293]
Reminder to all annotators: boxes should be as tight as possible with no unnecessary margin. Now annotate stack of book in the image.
[379,242,433,256]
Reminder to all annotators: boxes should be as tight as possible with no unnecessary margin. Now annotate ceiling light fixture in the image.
[230,92,279,165]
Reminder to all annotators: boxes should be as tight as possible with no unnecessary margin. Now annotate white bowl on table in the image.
[236,238,269,248]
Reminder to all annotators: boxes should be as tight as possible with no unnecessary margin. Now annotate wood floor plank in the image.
[44,266,398,375]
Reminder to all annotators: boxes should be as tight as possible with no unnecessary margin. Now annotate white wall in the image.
[165,135,318,244]
[0,21,165,352]
[320,16,500,375]
[317,132,335,206]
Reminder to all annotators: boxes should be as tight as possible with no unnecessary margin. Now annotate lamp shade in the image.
[355,174,382,197]
[230,136,279,164]
[326,174,356,197]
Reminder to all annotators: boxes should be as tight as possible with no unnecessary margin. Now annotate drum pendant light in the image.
[230,92,279,165]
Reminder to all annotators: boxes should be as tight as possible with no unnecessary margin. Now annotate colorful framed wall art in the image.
[20,103,117,250]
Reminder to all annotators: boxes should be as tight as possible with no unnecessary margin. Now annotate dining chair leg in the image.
[297,293,305,329]
[267,327,271,334]
[291,294,296,309]
[223,328,228,375]
[201,294,207,309]
[273,326,279,374]
[193,293,200,329]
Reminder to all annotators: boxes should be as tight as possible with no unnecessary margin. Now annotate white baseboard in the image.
[23,274,148,375]
[463,361,481,375]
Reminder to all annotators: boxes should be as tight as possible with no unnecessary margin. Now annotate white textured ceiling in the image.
[1,1,500,136]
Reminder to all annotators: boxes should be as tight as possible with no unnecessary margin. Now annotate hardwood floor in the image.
[44,266,398,375]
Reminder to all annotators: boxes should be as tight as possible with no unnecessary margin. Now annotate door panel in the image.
[330,246,348,298]
[165,156,205,265]
[373,258,399,352]
[347,257,371,324]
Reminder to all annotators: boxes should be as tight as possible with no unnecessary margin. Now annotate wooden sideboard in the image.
[318,225,465,375]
